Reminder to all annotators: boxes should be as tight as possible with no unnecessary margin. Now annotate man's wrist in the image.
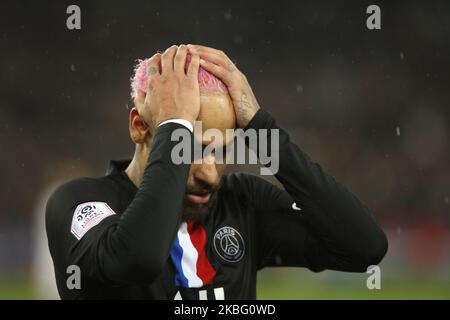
[158,119,194,132]
[243,108,275,131]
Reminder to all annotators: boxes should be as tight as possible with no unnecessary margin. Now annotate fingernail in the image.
[200,59,206,64]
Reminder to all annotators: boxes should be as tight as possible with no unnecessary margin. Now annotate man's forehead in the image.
[194,127,236,146]
[199,95,235,133]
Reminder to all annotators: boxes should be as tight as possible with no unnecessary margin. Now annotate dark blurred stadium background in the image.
[0,0,449,299]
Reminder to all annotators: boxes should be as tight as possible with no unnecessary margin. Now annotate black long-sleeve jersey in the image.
[46,109,388,300]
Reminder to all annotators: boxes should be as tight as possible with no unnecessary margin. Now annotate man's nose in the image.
[194,162,219,189]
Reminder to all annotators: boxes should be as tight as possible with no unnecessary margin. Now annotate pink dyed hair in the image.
[130,54,228,99]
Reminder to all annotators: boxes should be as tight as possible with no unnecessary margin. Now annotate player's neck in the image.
[125,145,149,188]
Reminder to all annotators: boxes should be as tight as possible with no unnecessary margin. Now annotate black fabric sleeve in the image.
[244,109,388,272]
[46,123,192,286]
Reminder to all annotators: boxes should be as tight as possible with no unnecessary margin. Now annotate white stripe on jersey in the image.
[177,222,203,287]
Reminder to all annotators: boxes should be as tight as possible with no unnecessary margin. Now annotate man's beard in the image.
[181,186,219,222]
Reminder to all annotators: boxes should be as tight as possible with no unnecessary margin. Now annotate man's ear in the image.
[129,107,149,144]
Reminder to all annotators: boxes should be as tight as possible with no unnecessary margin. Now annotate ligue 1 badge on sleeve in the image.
[213,226,245,263]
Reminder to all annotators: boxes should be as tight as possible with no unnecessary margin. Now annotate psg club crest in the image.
[213,226,245,263]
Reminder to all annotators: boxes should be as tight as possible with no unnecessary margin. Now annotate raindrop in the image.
[71,64,76,72]
[232,34,242,45]
[224,10,232,21]
[396,126,400,136]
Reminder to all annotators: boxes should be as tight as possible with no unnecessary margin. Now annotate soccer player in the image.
[46,44,388,299]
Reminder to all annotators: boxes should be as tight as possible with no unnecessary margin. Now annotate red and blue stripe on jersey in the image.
[170,221,216,288]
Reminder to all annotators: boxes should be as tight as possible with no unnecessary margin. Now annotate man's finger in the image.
[187,53,200,79]
[193,50,235,71]
[198,58,230,85]
[174,45,188,75]
[161,45,178,74]
[146,53,161,91]
[188,45,236,72]
[147,53,162,76]
[188,44,225,57]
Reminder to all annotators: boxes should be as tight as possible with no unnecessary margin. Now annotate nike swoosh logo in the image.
[292,202,302,211]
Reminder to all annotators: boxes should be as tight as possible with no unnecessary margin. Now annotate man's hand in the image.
[140,45,201,134]
[187,44,260,128]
